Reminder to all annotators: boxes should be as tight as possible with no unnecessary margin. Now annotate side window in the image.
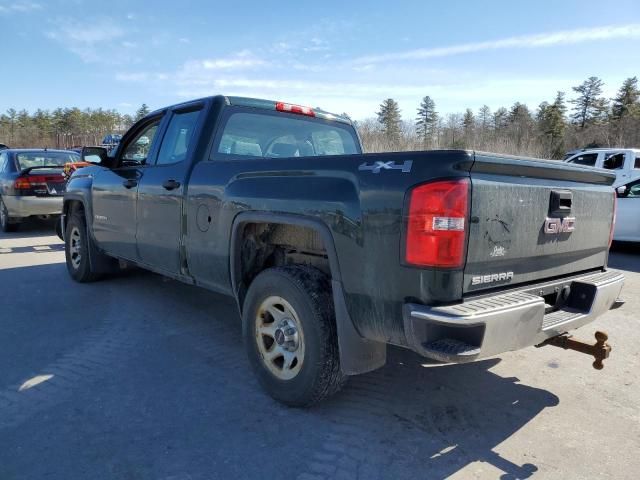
[568,153,597,166]
[0,153,6,171]
[120,120,161,166]
[603,153,625,170]
[156,109,201,165]
[634,156,640,169]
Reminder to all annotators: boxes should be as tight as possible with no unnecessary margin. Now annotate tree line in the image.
[0,104,150,149]
[362,76,640,158]
[2,76,639,158]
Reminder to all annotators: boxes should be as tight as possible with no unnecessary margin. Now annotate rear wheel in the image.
[65,212,103,282]
[242,265,346,407]
[0,197,19,233]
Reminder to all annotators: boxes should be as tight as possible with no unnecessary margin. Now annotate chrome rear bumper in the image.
[403,270,624,363]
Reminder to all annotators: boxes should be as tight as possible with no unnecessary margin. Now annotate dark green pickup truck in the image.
[62,95,624,406]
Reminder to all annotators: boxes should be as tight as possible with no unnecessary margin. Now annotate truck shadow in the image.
[119,270,558,479]
[315,350,557,479]
[131,271,557,480]
[0,264,558,480]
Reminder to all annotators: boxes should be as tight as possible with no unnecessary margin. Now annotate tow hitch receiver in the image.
[538,331,612,370]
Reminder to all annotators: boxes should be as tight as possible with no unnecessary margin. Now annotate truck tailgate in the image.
[464,153,616,294]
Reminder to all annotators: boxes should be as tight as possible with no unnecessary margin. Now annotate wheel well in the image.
[64,200,85,217]
[235,222,331,308]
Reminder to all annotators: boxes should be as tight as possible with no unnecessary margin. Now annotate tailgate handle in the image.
[550,190,572,213]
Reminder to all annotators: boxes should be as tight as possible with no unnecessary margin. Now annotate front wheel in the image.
[242,265,346,407]
[65,212,102,282]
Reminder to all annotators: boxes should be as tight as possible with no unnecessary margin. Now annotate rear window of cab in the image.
[213,110,360,159]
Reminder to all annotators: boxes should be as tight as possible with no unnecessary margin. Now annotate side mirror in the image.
[81,146,109,165]
[616,186,627,196]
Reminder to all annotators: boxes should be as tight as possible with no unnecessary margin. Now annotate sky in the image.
[1,0,640,120]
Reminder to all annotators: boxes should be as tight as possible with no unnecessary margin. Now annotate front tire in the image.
[242,265,346,407]
[65,212,102,282]
[0,197,19,233]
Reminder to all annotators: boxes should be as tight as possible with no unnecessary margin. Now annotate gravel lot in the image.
[0,221,638,480]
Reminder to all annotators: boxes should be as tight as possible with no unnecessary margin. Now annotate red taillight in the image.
[14,174,64,191]
[275,102,315,117]
[609,191,617,248]
[405,179,470,268]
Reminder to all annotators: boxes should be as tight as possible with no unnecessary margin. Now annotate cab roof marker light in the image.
[275,102,316,117]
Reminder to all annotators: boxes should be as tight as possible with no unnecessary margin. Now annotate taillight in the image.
[275,102,315,117]
[14,174,64,193]
[405,178,470,268]
[609,190,617,248]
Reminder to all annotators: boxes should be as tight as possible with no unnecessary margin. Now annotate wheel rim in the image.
[69,226,82,269]
[255,296,305,381]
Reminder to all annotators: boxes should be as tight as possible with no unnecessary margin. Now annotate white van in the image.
[564,148,640,186]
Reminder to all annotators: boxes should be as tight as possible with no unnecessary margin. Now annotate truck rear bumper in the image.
[403,270,624,363]
[2,195,63,218]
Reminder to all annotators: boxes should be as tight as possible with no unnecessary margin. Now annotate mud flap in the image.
[332,279,386,375]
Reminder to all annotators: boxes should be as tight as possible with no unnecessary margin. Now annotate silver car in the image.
[614,178,640,242]
[0,149,80,232]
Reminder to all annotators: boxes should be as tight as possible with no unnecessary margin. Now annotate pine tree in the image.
[537,92,567,158]
[478,105,491,132]
[415,96,438,146]
[611,77,640,120]
[376,98,401,142]
[462,108,475,146]
[135,103,150,121]
[493,107,508,132]
[570,76,608,128]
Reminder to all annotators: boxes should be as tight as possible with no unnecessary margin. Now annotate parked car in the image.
[0,144,8,151]
[564,148,640,186]
[0,149,80,232]
[100,134,122,152]
[613,178,640,242]
[62,95,622,406]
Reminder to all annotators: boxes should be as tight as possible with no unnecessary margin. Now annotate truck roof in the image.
[147,95,353,125]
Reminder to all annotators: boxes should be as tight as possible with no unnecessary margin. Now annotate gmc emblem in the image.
[544,216,576,234]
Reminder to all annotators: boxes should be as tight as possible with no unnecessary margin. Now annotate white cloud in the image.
[355,24,640,64]
[46,17,146,64]
[0,1,41,14]
[116,72,149,82]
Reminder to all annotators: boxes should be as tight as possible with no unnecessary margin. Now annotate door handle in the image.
[162,179,181,190]
[122,179,138,189]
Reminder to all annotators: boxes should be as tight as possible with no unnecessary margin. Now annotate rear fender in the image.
[230,211,386,375]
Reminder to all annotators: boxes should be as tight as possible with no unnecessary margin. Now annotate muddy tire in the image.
[65,212,103,282]
[242,265,346,407]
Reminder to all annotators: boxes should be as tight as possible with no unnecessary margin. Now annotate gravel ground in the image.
[0,221,638,480]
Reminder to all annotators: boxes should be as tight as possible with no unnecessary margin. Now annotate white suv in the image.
[564,148,640,186]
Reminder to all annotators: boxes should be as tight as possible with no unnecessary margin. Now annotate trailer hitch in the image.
[537,331,611,370]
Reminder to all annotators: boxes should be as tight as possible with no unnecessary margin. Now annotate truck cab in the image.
[564,148,640,186]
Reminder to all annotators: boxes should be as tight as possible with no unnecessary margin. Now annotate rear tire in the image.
[0,197,19,233]
[242,265,347,407]
[65,211,103,282]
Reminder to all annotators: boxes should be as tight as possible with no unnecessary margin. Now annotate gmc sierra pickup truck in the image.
[62,95,624,406]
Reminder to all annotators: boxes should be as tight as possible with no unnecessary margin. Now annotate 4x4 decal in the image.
[358,160,413,173]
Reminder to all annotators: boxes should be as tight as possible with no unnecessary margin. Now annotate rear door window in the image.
[214,109,360,159]
[603,152,625,170]
[156,109,201,165]
[567,153,597,167]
